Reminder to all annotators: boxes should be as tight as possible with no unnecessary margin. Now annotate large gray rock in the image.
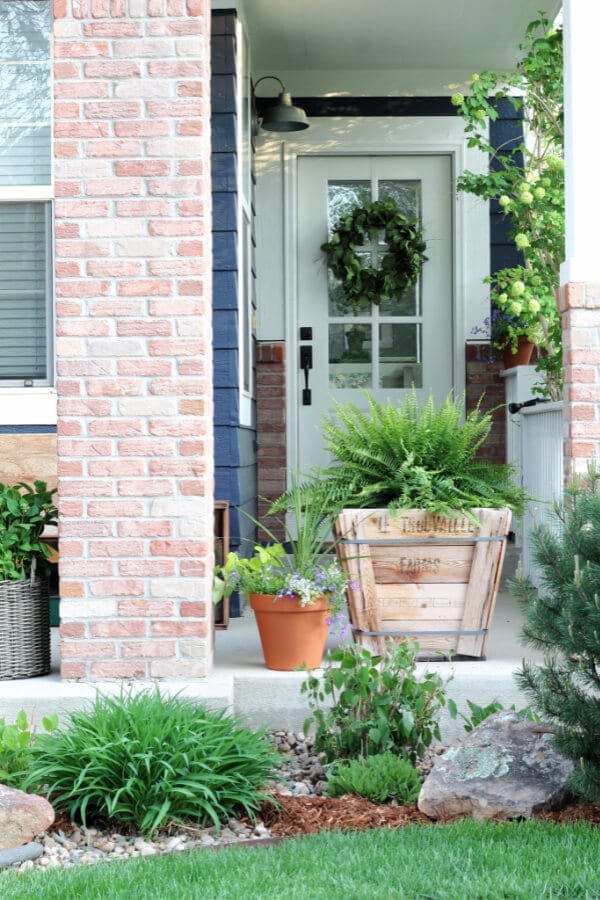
[418,711,573,821]
[0,784,54,851]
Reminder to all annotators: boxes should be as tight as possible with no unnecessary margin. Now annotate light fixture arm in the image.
[253,75,287,95]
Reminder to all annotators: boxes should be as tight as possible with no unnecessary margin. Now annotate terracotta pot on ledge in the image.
[501,335,534,368]
[248,593,330,671]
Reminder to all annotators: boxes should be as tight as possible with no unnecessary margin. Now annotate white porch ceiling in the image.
[244,0,562,79]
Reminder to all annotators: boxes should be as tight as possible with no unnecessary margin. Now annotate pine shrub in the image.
[513,471,600,801]
[23,689,279,836]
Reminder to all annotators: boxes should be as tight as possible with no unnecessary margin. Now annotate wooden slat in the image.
[371,544,473,584]
[457,508,511,656]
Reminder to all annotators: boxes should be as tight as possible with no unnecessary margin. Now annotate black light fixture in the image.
[253,75,310,133]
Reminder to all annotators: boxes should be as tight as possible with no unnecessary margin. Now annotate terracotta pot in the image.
[502,336,534,368]
[248,593,330,671]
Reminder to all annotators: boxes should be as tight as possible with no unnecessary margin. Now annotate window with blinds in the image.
[0,0,52,384]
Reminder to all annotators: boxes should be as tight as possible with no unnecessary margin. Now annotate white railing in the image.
[502,365,541,547]
[520,401,564,588]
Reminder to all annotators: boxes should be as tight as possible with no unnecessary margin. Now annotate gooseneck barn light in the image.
[253,75,310,133]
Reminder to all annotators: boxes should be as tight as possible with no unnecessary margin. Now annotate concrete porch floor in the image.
[1,551,544,743]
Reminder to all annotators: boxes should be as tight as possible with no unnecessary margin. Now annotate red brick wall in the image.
[256,341,286,541]
[465,344,506,463]
[53,0,213,680]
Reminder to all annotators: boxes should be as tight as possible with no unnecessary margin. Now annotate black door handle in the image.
[300,345,312,405]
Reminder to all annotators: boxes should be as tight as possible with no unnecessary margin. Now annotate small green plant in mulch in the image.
[22,689,279,837]
[302,640,449,764]
[326,752,422,805]
[0,709,58,789]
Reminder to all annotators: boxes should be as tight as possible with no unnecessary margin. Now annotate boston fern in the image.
[283,391,526,521]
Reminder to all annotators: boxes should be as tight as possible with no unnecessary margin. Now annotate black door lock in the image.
[300,346,312,405]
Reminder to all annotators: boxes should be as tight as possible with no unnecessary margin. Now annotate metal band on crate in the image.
[354,628,487,637]
[339,536,505,545]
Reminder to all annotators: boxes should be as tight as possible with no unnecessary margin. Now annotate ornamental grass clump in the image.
[286,390,526,522]
[23,689,279,837]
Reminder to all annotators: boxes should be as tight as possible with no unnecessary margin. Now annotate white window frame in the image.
[236,18,254,426]
[0,0,55,424]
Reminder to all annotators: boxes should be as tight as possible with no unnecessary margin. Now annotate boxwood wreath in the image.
[321,197,428,312]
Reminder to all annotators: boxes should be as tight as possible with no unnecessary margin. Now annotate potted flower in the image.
[213,483,349,670]
[0,480,57,680]
[472,305,540,367]
[277,391,527,659]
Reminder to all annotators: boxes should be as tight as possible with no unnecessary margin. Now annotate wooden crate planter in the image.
[334,508,511,659]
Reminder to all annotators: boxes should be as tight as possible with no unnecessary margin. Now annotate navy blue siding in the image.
[211,10,257,614]
[489,98,524,277]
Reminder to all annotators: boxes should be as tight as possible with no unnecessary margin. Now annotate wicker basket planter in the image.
[0,578,51,680]
[334,508,511,659]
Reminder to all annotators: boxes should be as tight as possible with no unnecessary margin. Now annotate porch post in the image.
[559,0,600,474]
[53,0,214,679]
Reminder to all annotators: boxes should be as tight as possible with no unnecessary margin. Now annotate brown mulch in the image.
[258,793,600,837]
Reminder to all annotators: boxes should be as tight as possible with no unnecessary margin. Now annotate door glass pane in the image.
[326,176,424,392]
[329,323,372,389]
[379,180,419,218]
[379,324,421,388]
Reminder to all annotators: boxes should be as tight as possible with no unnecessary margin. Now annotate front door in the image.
[296,155,453,474]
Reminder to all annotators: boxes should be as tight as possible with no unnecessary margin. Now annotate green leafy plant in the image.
[447,698,539,733]
[214,479,348,614]
[325,752,422,804]
[281,390,526,522]
[321,197,428,314]
[0,710,58,788]
[302,640,448,764]
[0,480,57,580]
[23,689,278,836]
[452,13,563,398]
[513,468,600,802]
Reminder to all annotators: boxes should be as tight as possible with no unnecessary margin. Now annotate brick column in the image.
[558,284,600,475]
[53,0,213,680]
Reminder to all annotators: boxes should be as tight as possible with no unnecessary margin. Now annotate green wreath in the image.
[321,197,428,312]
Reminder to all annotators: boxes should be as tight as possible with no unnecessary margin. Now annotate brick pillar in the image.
[256,341,287,541]
[558,283,600,476]
[465,344,506,463]
[53,0,213,680]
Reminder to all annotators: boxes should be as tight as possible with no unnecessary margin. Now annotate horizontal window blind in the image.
[0,203,49,379]
[0,1,51,186]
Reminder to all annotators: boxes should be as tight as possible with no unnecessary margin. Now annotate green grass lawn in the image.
[2,819,600,899]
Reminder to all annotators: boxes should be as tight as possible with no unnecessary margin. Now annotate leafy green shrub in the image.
[302,640,448,764]
[0,480,57,580]
[284,391,526,522]
[0,710,58,788]
[326,752,422,804]
[513,470,600,802]
[23,690,279,836]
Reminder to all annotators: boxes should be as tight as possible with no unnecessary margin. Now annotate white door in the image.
[296,155,453,474]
